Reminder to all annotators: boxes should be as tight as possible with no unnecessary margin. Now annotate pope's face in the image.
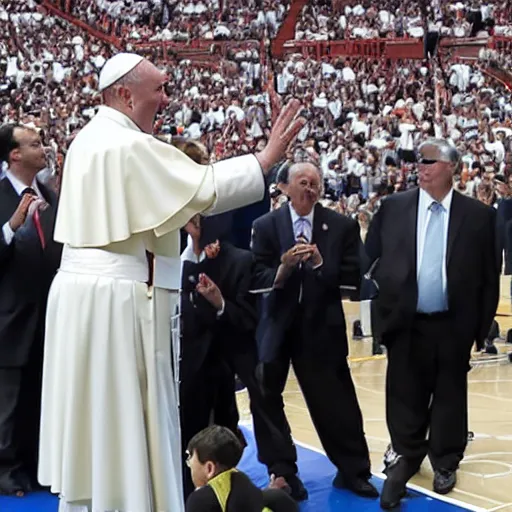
[130,63,169,134]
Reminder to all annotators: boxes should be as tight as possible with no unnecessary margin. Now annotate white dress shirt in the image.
[416,188,453,297]
[1,170,42,246]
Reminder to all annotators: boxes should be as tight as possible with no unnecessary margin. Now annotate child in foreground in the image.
[186,425,299,512]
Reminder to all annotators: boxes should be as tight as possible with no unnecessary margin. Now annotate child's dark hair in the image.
[187,426,243,472]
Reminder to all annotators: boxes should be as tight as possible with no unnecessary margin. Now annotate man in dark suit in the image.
[251,162,378,501]
[179,214,293,501]
[0,124,62,495]
[365,139,500,509]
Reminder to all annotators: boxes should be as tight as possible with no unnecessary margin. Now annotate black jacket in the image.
[0,177,62,366]
[251,203,360,364]
[365,188,500,350]
[180,243,257,386]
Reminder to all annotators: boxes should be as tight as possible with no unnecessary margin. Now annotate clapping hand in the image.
[8,194,36,232]
[281,243,314,268]
[204,240,220,259]
[306,244,323,267]
[196,273,224,311]
[27,198,48,218]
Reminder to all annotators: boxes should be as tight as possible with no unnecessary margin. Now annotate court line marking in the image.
[487,503,512,512]
[353,383,384,395]
[279,400,512,507]
[468,380,512,383]
[470,392,512,403]
[291,438,491,511]
[239,421,507,509]
[460,459,512,479]
[346,377,512,383]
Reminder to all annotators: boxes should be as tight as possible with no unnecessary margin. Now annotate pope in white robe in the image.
[37,53,304,512]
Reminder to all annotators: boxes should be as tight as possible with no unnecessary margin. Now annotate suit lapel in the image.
[312,203,328,253]
[447,191,465,266]
[407,188,420,276]
[0,178,21,219]
[37,179,58,208]
[276,204,295,253]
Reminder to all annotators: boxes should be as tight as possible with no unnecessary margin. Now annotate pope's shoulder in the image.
[67,113,152,157]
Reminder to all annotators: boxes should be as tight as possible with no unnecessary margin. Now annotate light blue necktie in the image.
[417,201,447,313]
[294,217,312,243]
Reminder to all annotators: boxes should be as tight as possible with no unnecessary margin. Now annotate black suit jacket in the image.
[496,197,512,275]
[180,243,258,386]
[0,177,62,367]
[251,203,360,364]
[365,188,500,351]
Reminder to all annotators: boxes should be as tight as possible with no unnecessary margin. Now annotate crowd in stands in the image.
[1,0,512,221]
[1,0,268,170]
[295,0,512,41]
[66,0,290,41]
[272,52,512,218]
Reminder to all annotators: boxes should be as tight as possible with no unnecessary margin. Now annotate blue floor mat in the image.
[237,426,476,512]
[0,426,476,511]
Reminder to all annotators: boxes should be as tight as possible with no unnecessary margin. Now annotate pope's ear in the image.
[118,86,133,106]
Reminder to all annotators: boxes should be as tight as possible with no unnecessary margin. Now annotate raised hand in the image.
[256,98,306,174]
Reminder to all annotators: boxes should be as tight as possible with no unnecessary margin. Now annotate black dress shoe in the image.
[433,469,456,495]
[0,470,33,496]
[332,472,379,498]
[282,474,308,501]
[380,459,409,509]
[380,478,406,510]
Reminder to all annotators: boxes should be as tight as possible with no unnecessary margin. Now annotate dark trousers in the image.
[386,314,470,474]
[260,323,371,480]
[0,338,44,490]
[180,343,294,499]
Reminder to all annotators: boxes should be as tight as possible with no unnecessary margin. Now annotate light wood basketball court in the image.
[237,275,512,511]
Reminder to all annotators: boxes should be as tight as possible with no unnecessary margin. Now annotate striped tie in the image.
[295,217,311,243]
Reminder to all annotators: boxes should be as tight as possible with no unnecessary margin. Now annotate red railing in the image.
[41,0,123,48]
[281,35,512,61]
[272,0,309,57]
[40,1,512,66]
[282,37,424,60]
[133,38,263,59]
[490,36,512,52]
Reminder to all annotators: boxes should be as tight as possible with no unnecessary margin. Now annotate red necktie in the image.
[22,188,46,249]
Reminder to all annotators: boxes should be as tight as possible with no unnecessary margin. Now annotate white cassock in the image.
[38,105,265,512]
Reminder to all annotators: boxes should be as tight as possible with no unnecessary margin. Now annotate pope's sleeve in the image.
[128,137,265,238]
[54,133,265,248]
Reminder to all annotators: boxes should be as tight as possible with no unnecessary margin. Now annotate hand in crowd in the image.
[196,273,224,311]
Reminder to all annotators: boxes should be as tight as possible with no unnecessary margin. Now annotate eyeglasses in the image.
[419,158,438,165]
